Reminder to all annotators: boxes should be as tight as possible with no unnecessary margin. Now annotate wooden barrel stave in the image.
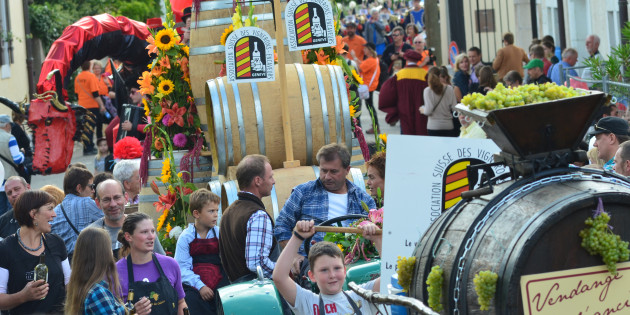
[206,64,354,176]
[412,172,630,314]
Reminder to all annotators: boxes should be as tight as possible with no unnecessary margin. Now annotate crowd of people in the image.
[338,1,613,142]
[0,142,387,314]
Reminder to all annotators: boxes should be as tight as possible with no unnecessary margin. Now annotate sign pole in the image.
[273,0,300,168]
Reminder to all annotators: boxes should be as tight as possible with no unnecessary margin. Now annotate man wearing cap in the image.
[379,50,429,135]
[343,22,367,61]
[591,116,630,171]
[524,59,552,85]
[0,115,24,215]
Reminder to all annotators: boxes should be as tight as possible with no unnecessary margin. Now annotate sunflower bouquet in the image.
[139,0,203,256]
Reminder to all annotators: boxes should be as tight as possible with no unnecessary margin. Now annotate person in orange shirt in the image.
[75,60,106,155]
[351,43,381,134]
[342,22,367,62]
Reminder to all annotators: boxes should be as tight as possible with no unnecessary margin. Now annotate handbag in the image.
[358,59,380,100]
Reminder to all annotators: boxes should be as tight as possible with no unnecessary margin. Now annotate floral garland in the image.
[324,206,383,264]
[139,0,203,256]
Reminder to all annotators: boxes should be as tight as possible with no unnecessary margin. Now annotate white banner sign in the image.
[225,27,275,83]
[285,0,336,51]
[380,135,506,294]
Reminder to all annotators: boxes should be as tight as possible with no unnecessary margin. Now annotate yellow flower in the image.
[349,105,356,117]
[177,172,183,178]
[337,244,344,251]
[232,10,243,29]
[158,79,175,96]
[160,158,171,184]
[379,133,387,144]
[352,69,363,85]
[182,45,189,56]
[157,208,169,231]
[155,109,165,123]
[143,98,150,116]
[166,222,173,233]
[220,25,234,46]
[155,28,179,51]
[245,19,252,27]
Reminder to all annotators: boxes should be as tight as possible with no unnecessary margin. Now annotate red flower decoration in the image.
[154,189,177,213]
[164,103,186,127]
[114,136,143,159]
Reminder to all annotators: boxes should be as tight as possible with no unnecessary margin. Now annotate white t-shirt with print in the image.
[290,280,378,315]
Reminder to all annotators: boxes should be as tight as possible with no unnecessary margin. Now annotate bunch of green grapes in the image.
[396,256,416,293]
[579,212,630,274]
[461,82,586,111]
[426,265,444,312]
[473,270,498,311]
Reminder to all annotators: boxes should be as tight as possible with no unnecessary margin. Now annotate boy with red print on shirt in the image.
[175,189,229,315]
[273,220,382,315]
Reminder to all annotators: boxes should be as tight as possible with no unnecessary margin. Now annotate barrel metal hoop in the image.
[270,185,279,221]
[333,66,353,153]
[251,82,266,155]
[217,79,234,166]
[326,65,342,143]
[195,97,205,105]
[138,194,159,202]
[208,180,224,222]
[313,65,330,144]
[312,165,320,179]
[349,168,366,193]
[190,38,289,56]
[232,82,247,159]
[192,12,284,28]
[295,63,313,165]
[208,80,227,175]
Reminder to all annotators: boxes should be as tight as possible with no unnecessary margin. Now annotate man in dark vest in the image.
[219,154,278,282]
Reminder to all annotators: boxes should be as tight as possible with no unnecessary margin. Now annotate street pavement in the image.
[30,92,397,189]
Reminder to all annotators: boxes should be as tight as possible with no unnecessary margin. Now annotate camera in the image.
[426,47,436,64]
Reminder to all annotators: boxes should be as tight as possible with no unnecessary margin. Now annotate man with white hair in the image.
[113,159,141,205]
[0,115,24,215]
[582,34,602,86]
[548,48,579,85]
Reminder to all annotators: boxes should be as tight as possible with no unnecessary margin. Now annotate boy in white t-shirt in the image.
[273,220,382,315]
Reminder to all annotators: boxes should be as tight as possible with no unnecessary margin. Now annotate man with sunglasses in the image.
[590,116,630,171]
[51,166,103,261]
[382,26,412,76]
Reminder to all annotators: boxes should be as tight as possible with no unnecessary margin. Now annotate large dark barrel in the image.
[411,168,630,314]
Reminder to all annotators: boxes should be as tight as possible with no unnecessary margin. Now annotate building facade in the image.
[0,0,29,112]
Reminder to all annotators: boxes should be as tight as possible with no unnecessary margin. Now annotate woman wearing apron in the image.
[116,213,187,315]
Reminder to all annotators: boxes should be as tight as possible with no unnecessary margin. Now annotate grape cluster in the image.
[461,82,586,111]
[426,265,444,312]
[396,256,416,293]
[579,212,630,274]
[473,270,498,311]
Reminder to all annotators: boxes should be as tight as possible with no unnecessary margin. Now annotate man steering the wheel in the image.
[274,143,376,275]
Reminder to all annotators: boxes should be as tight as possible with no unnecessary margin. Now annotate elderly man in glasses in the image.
[591,116,630,171]
[412,35,434,71]
[113,159,142,205]
[51,166,103,261]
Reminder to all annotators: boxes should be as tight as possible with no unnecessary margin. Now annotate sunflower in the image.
[349,105,357,117]
[143,98,150,116]
[182,45,189,56]
[352,69,363,85]
[221,25,234,46]
[155,28,179,51]
[158,79,175,96]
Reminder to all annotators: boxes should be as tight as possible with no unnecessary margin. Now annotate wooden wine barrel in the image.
[189,0,303,144]
[206,64,354,176]
[137,152,215,222]
[210,166,367,222]
[410,168,630,314]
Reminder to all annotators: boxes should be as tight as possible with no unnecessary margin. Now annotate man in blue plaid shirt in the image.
[274,143,376,269]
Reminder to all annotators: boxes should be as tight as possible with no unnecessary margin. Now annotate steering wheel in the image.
[303,214,368,257]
